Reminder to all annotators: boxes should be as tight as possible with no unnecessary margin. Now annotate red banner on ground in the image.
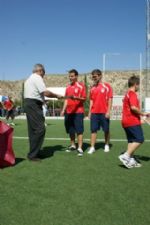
[0,121,15,168]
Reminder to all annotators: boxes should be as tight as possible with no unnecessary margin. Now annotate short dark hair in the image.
[91,69,102,76]
[128,75,140,88]
[68,69,78,76]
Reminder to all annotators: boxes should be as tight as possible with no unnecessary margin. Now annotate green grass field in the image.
[0,119,150,225]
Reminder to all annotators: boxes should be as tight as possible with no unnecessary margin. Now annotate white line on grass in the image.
[13,137,150,142]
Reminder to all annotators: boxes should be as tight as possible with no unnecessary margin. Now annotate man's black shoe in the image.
[27,157,41,162]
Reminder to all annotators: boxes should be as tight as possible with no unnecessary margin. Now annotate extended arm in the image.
[70,96,86,102]
[43,90,62,99]
[130,106,149,116]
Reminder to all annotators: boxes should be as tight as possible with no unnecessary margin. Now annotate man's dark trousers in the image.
[24,98,46,159]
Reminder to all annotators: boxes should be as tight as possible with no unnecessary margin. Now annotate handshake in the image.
[57,95,77,100]
[142,113,150,125]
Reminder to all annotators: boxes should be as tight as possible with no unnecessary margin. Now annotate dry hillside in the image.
[0,70,144,101]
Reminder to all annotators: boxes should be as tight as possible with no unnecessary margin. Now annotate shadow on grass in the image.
[15,157,26,165]
[0,157,25,169]
[135,155,150,162]
[13,123,20,126]
[45,123,56,127]
[82,142,113,152]
[118,165,129,169]
[82,142,90,151]
[38,145,64,159]
[95,142,113,150]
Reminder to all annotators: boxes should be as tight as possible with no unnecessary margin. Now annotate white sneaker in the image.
[10,122,15,126]
[130,158,142,168]
[87,147,95,154]
[104,144,110,152]
[119,154,133,169]
[77,148,83,157]
[66,145,76,152]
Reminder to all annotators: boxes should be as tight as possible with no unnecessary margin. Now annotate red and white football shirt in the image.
[122,90,141,128]
[65,82,86,114]
[3,100,14,111]
[90,82,113,114]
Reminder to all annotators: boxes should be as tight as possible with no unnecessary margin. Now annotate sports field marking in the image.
[13,137,150,142]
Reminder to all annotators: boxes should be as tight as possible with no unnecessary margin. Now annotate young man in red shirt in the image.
[88,69,113,154]
[119,76,149,168]
[61,69,86,156]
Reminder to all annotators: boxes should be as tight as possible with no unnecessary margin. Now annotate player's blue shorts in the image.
[65,113,84,135]
[91,113,110,133]
[124,125,144,143]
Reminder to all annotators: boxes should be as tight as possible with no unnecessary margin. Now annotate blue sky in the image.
[0,0,146,80]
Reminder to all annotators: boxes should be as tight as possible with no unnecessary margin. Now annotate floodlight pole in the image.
[146,0,150,97]
[102,53,106,76]
[139,53,143,109]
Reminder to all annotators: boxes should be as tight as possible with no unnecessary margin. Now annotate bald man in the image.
[24,64,62,162]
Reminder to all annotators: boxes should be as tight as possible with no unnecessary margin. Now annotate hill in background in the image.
[0,70,142,102]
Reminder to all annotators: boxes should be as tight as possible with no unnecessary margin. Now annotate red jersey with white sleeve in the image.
[122,90,141,128]
[65,82,86,114]
[3,100,14,111]
[90,82,113,113]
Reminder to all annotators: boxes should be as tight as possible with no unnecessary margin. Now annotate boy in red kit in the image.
[88,69,113,154]
[119,76,150,168]
[61,69,86,156]
[3,96,15,126]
